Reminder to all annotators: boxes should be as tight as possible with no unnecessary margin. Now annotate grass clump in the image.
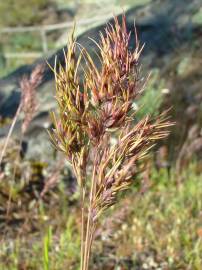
[49,15,172,269]
[101,165,202,269]
[0,166,201,269]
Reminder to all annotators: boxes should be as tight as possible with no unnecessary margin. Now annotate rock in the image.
[25,125,56,162]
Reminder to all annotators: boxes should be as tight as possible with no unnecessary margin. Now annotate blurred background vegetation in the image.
[0,0,202,269]
[0,0,50,27]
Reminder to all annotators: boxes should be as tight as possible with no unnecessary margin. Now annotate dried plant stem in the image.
[80,185,85,270]
[83,157,97,270]
[0,104,22,166]
[86,223,96,270]
[83,213,95,270]
[0,64,43,167]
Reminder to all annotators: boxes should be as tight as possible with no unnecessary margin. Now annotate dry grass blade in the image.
[0,64,44,167]
[20,64,44,134]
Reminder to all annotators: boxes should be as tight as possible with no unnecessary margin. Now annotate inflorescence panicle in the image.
[48,15,173,270]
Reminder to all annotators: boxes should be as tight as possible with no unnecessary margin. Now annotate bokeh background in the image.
[0,0,202,269]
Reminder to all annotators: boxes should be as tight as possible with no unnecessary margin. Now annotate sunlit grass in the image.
[0,165,201,269]
[105,164,202,269]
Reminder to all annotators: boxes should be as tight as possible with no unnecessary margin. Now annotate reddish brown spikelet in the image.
[49,14,173,200]
[20,64,44,134]
[50,13,174,194]
[84,15,142,105]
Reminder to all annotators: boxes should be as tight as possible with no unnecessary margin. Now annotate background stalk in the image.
[80,185,85,270]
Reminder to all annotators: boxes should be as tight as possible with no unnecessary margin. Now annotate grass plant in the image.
[49,15,172,269]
